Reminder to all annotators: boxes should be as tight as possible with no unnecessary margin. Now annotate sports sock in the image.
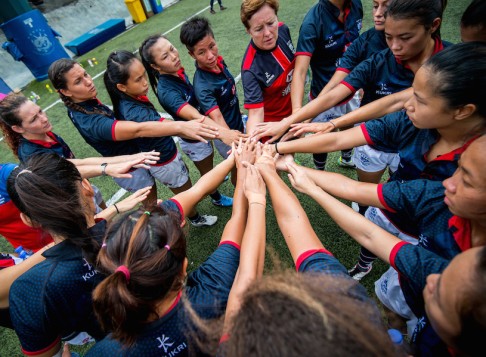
[357,247,377,271]
[341,149,353,160]
[313,153,328,170]
[209,191,222,201]
[188,213,201,222]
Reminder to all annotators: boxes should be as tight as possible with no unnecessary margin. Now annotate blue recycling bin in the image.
[148,0,164,14]
[1,9,70,81]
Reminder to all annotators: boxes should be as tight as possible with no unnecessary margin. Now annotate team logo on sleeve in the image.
[155,334,188,356]
[325,35,337,49]
[376,82,392,96]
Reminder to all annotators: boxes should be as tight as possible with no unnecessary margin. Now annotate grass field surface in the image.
[0,0,470,355]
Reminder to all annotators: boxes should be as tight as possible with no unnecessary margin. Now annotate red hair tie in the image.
[115,265,130,282]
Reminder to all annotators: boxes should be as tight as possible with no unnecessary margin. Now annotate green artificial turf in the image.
[0,0,471,355]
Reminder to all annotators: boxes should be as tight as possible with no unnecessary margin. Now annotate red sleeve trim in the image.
[219,333,230,344]
[168,198,184,218]
[278,22,284,27]
[295,248,333,272]
[22,336,61,356]
[295,51,312,57]
[219,241,241,250]
[340,81,356,93]
[159,117,165,122]
[336,67,351,74]
[244,102,264,109]
[377,184,397,213]
[176,102,189,116]
[360,123,374,145]
[111,120,119,141]
[205,106,219,116]
[389,241,410,270]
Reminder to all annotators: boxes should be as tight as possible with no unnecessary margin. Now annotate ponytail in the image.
[104,50,138,119]
[93,206,187,346]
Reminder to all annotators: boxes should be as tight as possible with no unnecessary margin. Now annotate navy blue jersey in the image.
[9,221,107,355]
[336,27,387,73]
[342,38,447,106]
[379,179,466,260]
[362,112,475,183]
[296,0,363,98]
[86,243,240,356]
[391,242,451,356]
[362,112,477,236]
[241,23,295,122]
[18,131,75,163]
[156,69,202,121]
[193,56,244,132]
[117,94,177,164]
[156,69,201,144]
[67,99,140,157]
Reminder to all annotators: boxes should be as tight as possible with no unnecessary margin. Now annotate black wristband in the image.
[113,203,120,214]
[101,163,108,176]
[275,143,281,155]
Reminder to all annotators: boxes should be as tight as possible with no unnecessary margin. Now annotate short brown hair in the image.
[240,0,279,29]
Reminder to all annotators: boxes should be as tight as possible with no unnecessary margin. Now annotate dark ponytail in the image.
[386,0,446,38]
[6,153,100,263]
[0,94,29,157]
[139,35,166,96]
[423,42,486,120]
[103,50,138,119]
[48,59,108,116]
[92,206,187,346]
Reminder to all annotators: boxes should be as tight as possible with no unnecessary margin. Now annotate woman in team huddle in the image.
[277,0,363,169]
[269,42,486,280]
[139,35,240,207]
[254,0,447,175]
[48,58,219,225]
[285,156,486,356]
[239,0,295,136]
[6,154,150,356]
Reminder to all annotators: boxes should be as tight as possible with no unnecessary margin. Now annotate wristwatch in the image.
[101,163,108,176]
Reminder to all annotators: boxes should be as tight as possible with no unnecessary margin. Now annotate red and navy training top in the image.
[241,23,295,123]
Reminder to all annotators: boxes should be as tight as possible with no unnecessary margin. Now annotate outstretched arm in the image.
[250,83,353,143]
[70,151,160,166]
[75,155,159,179]
[278,159,383,208]
[179,105,246,145]
[256,148,324,263]
[114,117,219,143]
[269,125,367,155]
[223,162,266,327]
[171,152,236,218]
[287,163,399,263]
[289,87,413,137]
